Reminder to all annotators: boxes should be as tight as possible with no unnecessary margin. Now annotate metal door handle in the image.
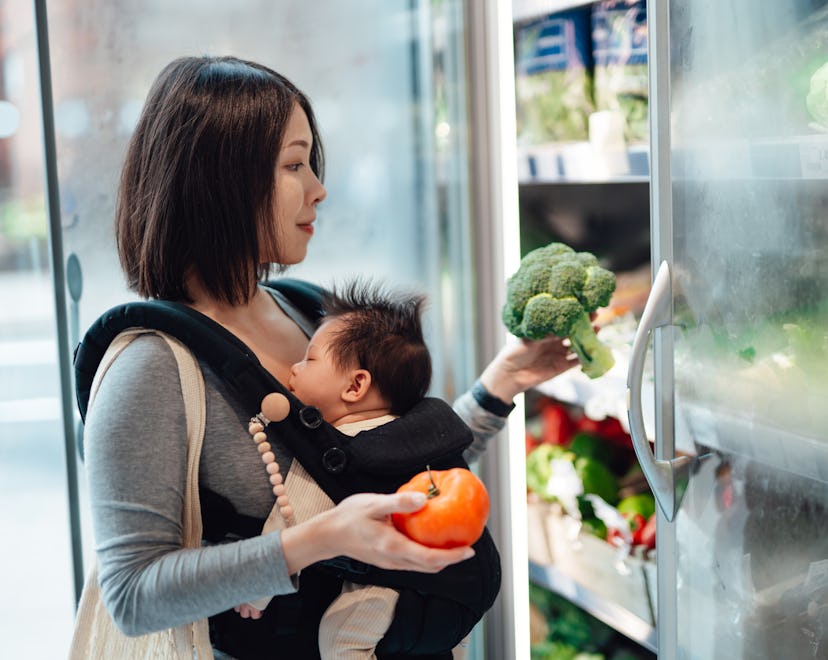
[626,260,690,521]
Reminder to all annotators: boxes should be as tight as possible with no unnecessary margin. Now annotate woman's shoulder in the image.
[96,332,184,394]
[83,332,191,438]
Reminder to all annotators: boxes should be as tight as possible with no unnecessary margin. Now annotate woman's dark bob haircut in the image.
[116,55,324,304]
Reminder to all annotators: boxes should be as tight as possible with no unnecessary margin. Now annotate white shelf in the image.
[520,175,650,185]
[680,403,828,483]
[517,142,650,184]
[673,133,828,181]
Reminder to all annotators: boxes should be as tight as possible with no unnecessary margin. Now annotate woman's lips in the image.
[298,223,314,235]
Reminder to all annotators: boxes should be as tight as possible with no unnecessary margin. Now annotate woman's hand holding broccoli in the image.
[480,335,578,403]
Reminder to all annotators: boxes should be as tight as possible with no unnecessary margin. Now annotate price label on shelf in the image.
[799,140,828,178]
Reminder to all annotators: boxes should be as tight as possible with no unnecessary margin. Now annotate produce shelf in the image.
[673,134,828,181]
[529,559,658,653]
[517,143,650,184]
[680,403,828,484]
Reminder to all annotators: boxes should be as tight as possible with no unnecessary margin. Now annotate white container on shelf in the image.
[589,109,631,178]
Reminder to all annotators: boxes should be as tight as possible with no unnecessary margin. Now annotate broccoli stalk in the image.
[502,242,617,379]
[566,312,615,379]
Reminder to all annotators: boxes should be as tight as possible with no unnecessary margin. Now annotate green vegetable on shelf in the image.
[568,431,616,466]
[738,346,757,363]
[578,497,609,540]
[526,443,573,498]
[806,61,828,128]
[502,242,617,379]
[530,583,614,657]
[526,443,619,507]
[574,457,619,506]
[616,493,656,521]
[531,640,605,660]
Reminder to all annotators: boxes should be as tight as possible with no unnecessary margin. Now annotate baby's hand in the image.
[233,603,263,619]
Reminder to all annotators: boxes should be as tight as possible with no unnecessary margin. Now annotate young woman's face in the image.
[267,103,326,265]
[288,319,351,420]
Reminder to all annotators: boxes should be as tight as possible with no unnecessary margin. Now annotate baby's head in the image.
[288,279,431,422]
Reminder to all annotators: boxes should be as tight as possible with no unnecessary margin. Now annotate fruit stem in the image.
[426,465,440,499]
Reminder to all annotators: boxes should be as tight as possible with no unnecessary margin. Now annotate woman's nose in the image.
[311,175,326,206]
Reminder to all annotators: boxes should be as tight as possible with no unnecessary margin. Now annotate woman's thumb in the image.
[392,491,427,512]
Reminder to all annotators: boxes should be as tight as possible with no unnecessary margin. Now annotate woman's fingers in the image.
[332,492,475,572]
[234,604,263,619]
[283,492,477,576]
[368,490,427,516]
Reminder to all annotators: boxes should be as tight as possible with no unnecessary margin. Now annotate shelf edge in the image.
[529,559,658,653]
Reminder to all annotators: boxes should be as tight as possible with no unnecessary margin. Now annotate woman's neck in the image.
[184,277,260,321]
[183,276,310,383]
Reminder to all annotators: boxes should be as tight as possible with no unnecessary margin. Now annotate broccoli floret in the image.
[581,266,616,310]
[503,242,617,379]
[522,294,583,338]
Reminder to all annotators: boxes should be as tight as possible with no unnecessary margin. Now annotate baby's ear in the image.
[342,369,372,403]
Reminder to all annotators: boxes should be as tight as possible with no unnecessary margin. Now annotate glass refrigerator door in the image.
[630,1,828,658]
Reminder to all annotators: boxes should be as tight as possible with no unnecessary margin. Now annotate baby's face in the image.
[288,319,351,419]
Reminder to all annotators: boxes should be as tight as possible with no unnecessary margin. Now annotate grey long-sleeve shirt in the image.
[83,307,507,637]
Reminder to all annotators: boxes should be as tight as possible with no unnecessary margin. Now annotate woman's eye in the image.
[286,162,304,172]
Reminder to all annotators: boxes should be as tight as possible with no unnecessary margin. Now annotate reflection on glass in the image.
[47,0,473,402]
[669,1,828,658]
[672,2,828,439]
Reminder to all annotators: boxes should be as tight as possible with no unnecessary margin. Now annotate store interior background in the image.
[5,0,828,659]
[6,1,653,657]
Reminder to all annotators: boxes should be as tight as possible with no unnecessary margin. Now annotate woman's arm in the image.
[84,336,295,635]
[281,491,474,575]
[478,335,575,403]
[455,336,575,463]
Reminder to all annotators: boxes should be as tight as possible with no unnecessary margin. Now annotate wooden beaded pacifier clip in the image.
[248,392,294,527]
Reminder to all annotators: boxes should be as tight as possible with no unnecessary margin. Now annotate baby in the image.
[240,279,435,659]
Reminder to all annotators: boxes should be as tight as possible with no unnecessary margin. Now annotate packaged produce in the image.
[515,8,595,145]
[591,0,648,144]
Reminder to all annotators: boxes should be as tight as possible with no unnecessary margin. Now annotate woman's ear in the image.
[342,369,372,403]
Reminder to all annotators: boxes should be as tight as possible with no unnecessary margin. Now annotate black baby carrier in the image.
[74,279,501,659]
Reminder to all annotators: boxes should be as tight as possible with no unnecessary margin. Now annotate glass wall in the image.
[47,0,476,395]
[0,2,81,657]
[2,1,478,657]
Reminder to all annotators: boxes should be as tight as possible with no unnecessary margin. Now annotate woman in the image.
[84,55,575,658]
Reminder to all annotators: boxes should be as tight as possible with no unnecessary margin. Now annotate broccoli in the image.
[502,242,616,378]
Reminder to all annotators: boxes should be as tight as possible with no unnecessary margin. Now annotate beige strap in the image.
[71,328,212,659]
